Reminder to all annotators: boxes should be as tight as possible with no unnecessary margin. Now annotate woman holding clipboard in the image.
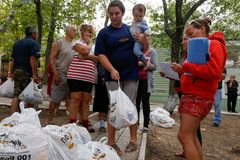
[171,17,228,160]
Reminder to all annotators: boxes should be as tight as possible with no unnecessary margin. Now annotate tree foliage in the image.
[0,0,98,70]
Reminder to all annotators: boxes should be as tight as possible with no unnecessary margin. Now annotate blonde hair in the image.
[65,25,76,33]
[79,24,93,36]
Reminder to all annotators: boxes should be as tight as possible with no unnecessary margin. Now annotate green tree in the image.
[149,0,206,94]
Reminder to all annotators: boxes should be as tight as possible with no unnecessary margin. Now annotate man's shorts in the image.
[178,95,214,120]
[51,73,69,103]
[67,79,93,94]
[105,80,138,106]
[13,69,31,97]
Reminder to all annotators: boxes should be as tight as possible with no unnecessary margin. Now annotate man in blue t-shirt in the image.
[9,26,40,113]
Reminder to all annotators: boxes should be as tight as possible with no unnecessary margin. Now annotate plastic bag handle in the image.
[99,137,108,144]
[117,80,120,89]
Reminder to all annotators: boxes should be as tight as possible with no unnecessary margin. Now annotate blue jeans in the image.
[213,89,222,124]
[133,42,147,64]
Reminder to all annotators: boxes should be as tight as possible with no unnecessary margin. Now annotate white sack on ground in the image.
[62,123,92,146]
[84,137,121,160]
[43,123,92,160]
[0,102,41,128]
[0,123,49,160]
[150,107,175,128]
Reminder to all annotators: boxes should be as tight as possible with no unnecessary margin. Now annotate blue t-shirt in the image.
[12,36,40,76]
[95,24,138,81]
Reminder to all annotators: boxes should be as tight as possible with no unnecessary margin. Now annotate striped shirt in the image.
[67,40,96,83]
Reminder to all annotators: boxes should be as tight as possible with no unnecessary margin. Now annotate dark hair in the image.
[190,17,212,35]
[25,26,37,36]
[107,0,125,14]
[132,3,146,14]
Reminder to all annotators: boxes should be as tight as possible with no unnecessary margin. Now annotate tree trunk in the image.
[34,0,43,45]
[169,39,182,95]
[43,0,58,84]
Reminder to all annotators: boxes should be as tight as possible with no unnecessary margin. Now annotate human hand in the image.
[138,61,144,67]
[53,72,61,86]
[171,63,182,74]
[159,71,165,77]
[8,72,13,79]
[133,32,144,42]
[32,74,40,83]
[110,69,120,80]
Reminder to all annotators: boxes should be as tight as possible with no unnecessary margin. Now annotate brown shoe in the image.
[111,144,124,156]
[125,142,137,152]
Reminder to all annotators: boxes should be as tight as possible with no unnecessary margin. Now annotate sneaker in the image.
[212,123,219,127]
[140,127,150,132]
[111,144,124,156]
[99,120,106,132]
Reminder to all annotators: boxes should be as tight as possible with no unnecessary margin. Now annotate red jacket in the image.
[181,32,228,100]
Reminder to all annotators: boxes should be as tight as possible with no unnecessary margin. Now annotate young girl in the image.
[171,17,227,160]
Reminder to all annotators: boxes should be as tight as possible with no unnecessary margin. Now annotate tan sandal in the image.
[125,142,137,152]
[111,144,124,156]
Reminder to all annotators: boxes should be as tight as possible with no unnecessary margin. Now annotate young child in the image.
[130,3,150,65]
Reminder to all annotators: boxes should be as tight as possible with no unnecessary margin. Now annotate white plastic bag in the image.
[62,123,92,146]
[19,80,43,104]
[0,123,49,160]
[85,137,121,160]
[163,93,179,114]
[0,78,14,98]
[150,107,175,128]
[109,82,138,129]
[43,124,81,160]
[1,102,41,128]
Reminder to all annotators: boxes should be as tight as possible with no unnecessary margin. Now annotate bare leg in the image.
[11,97,20,113]
[69,92,81,123]
[107,117,116,146]
[129,122,138,144]
[178,113,202,160]
[48,101,59,123]
[81,93,92,123]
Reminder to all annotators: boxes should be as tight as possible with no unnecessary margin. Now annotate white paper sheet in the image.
[159,62,180,80]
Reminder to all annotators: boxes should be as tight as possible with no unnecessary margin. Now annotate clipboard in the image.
[187,38,210,64]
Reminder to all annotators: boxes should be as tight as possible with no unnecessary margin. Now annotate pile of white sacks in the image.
[0,102,120,160]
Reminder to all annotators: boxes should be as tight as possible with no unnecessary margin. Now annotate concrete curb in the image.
[138,132,147,160]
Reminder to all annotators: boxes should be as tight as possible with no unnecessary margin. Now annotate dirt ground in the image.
[146,112,240,160]
[0,105,240,160]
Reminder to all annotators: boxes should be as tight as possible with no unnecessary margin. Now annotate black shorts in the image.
[67,79,93,93]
